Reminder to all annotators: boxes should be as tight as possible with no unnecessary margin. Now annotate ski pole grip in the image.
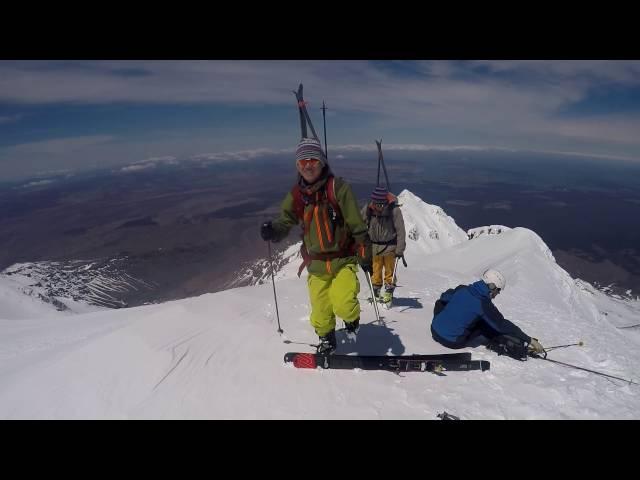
[401,255,407,267]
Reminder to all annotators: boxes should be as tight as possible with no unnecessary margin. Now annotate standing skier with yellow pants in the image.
[361,186,406,305]
[261,138,372,354]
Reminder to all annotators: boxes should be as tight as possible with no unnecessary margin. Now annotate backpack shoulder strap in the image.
[326,175,342,216]
[291,185,305,222]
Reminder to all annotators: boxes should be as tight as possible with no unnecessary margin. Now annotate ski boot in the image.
[381,285,395,307]
[316,330,337,355]
[344,317,360,341]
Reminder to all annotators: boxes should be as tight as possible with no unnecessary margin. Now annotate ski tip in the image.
[285,353,317,369]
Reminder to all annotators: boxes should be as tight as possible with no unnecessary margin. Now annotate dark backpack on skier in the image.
[364,192,399,227]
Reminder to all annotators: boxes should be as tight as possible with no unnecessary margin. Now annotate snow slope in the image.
[0,190,638,419]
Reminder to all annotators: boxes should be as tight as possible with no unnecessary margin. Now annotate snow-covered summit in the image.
[397,189,469,255]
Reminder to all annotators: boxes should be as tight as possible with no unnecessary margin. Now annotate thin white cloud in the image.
[120,163,157,173]
[190,147,293,163]
[6,135,115,155]
[133,155,178,165]
[118,148,294,171]
[333,144,518,153]
[541,115,640,145]
[20,179,55,188]
[332,143,639,162]
[114,144,640,173]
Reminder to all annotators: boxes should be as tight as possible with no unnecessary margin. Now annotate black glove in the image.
[260,221,275,241]
[360,259,373,275]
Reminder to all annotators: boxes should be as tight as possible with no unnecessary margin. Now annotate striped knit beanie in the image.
[371,186,389,203]
[295,137,326,165]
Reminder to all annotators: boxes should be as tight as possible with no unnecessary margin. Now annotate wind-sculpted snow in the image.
[467,225,511,240]
[226,242,302,287]
[0,259,156,315]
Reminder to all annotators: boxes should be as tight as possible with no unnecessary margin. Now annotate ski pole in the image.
[376,141,382,187]
[392,256,400,286]
[364,270,381,324]
[544,341,584,352]
[283,339,318,348]
[392,254,407,285]
[532,355,639,386]
[267,241,283,335]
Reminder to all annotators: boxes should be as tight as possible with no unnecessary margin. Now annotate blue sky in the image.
[1,60,640,181]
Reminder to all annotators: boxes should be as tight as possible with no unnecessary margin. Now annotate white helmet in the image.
[482,269,506,291]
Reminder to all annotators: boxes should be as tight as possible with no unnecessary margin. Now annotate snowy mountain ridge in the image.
[0,258,156,317]
[0,189,639,419]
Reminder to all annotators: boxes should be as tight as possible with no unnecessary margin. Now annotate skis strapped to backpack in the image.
[291,84,358,276]
[293,83,322,145]
[376,139,391,191]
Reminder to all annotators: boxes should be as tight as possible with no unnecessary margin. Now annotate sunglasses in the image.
[373,201,386,208]
[297,158,321,168]
[487,283,501,295]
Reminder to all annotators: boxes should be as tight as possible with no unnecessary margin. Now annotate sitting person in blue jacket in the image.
[431,269,544,356]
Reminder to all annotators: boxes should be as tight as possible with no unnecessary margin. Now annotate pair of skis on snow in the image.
[284,351,490,373]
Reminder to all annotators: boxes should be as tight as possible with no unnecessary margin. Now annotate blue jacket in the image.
[431,280,530,345]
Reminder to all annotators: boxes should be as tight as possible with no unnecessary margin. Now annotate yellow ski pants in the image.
[372,253,396,287]
[307,263,361,337]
